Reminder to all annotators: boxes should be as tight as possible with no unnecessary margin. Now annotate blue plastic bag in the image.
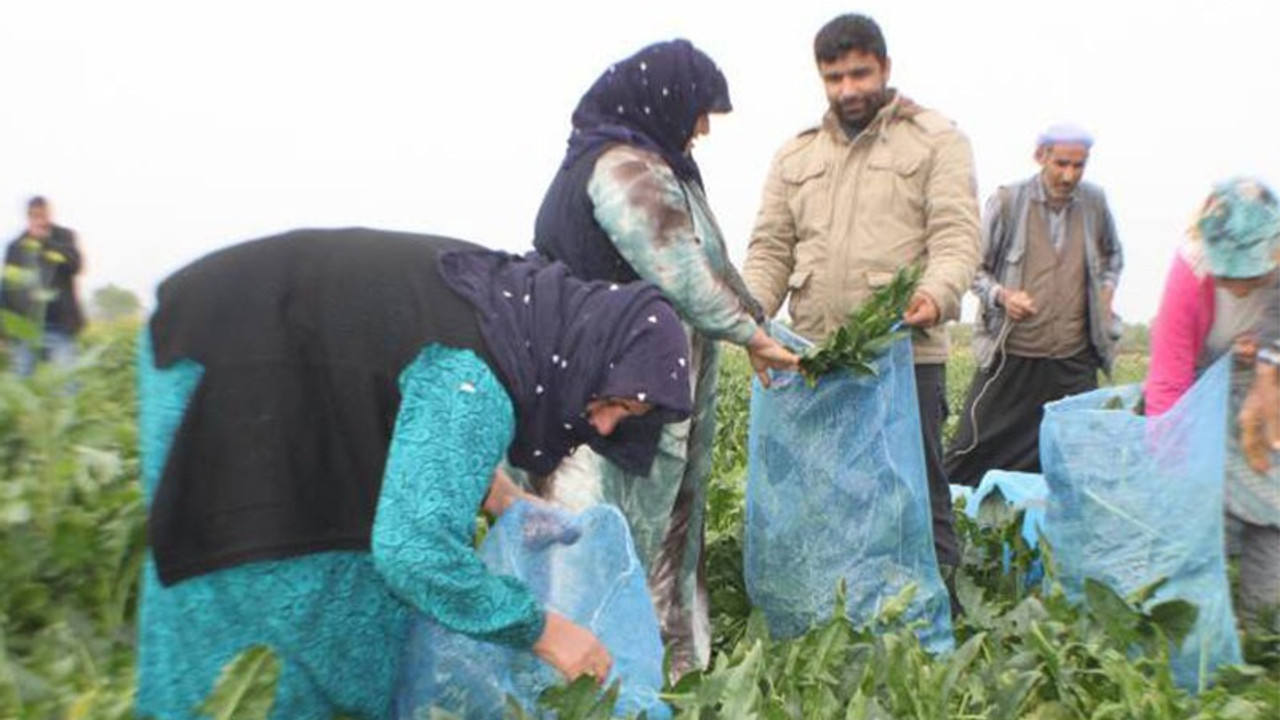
[744,328,953,652]
[966,470,1049,585]
[949,484,975,507]
[1040,356,1241,691]
[393,502,669,719]
[966,470,1049,549]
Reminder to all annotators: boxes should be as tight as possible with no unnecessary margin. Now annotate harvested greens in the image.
[797,265,922,384]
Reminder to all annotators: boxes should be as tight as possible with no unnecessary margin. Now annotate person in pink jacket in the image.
[1145,177,1280,630]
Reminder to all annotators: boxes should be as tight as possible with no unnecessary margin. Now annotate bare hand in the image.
[533,611,613,684]
[1233,333,1259,365]
[902,291,941,328]
[1239,361,1280,473]
[998,288,1037,322]
[482,467,536,516]
[745,327,801,388]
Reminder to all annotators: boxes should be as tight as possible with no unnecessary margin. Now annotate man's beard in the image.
[833,87,890,137]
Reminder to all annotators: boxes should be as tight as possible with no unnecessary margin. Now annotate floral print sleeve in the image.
[371,345,545,648]
[588,145,759,345]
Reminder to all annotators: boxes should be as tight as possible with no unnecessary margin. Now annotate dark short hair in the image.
[814,14,887,65]
[27,196,48,212]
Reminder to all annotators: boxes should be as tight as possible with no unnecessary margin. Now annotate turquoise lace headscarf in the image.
[1197,177,1280,279]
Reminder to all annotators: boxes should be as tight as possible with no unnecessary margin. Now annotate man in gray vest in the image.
[945,124,1123,485]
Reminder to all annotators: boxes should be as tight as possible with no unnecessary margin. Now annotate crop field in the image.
[1,324,1275,719]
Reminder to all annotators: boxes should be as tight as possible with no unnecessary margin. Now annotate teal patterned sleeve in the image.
[136,327,204,502]
[588,145,759,345]
[371,345,545,649]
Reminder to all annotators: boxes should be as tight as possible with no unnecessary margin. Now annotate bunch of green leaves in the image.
[797,265,922,384]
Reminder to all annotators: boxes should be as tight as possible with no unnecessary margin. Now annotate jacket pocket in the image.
[866,151,924,177]
[788,269,813,292]
[782,162,831,243]
[787,268,816,325]
[781,162,828,185]
[864,147,927,225]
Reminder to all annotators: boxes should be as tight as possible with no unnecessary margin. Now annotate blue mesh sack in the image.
[744,327,953,652]
[393,501,669,720]
[1040,356,1241,691]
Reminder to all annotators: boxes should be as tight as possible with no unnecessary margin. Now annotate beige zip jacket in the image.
[743,93,980,364]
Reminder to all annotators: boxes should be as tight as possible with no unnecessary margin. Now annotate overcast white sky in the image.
[2,0,1276,323]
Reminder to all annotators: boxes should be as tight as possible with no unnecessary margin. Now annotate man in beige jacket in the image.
[743,13,980,580]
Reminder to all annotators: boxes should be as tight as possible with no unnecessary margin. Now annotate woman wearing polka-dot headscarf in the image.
[1146,177,1280,631]
[134,229,695,719]
[532,39,799,677]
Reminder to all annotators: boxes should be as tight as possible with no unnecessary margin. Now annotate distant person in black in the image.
[1,196,85,375]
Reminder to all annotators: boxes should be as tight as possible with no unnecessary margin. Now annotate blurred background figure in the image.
[2,196,85,375]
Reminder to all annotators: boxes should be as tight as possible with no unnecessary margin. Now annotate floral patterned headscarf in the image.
[1196,177,1280,279]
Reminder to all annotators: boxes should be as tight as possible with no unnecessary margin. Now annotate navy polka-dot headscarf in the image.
[439,250,692,476]
[562,38,732,188]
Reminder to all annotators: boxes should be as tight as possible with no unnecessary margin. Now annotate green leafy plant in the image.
[6,316,1280,720]
[797,265,922,384]
[195,645,281,720]
[519,677,624,720]
[0,324,143,720]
